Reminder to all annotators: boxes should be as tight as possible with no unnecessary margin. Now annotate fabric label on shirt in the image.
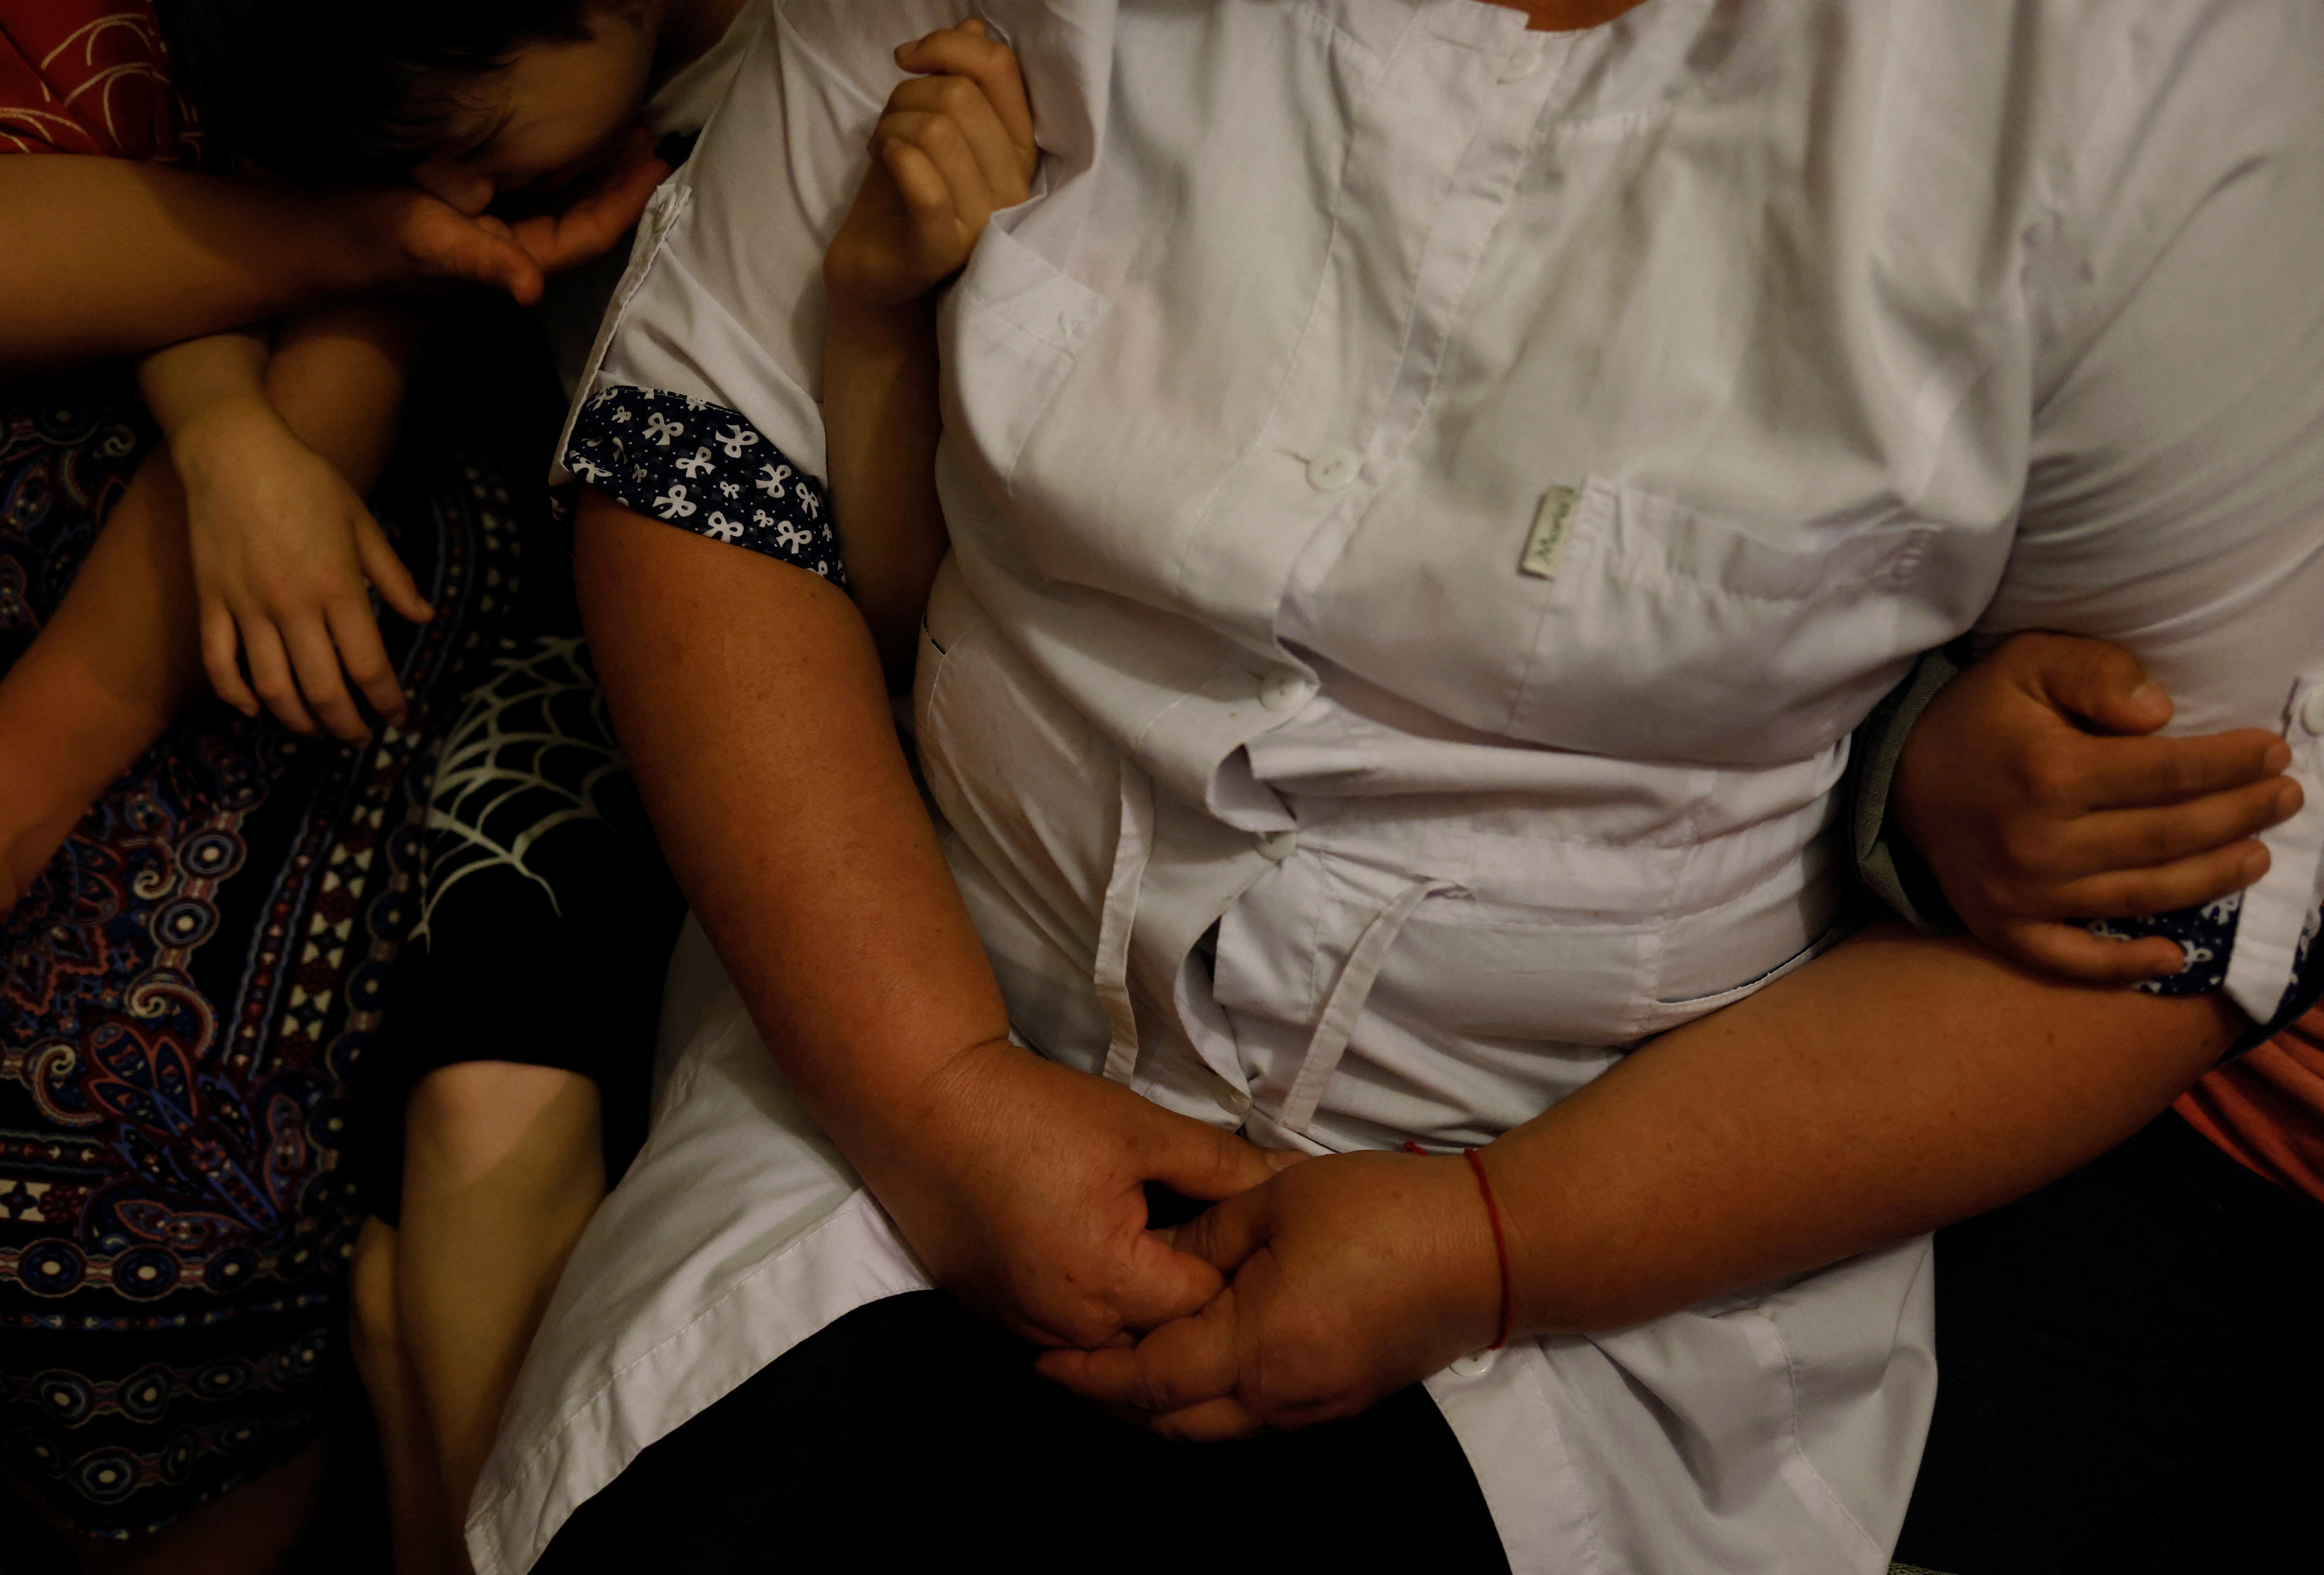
[1519,485,1578,580]
[562,383,847,589]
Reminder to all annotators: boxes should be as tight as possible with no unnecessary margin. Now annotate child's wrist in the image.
[825,287,937,339]
[168,395,292,489]
[328,188,427,292]
[823,293,940,386]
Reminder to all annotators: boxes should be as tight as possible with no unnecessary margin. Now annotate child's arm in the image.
[0,449,204,914]
[821,23,1037,685]
[0,136,668,374]
[1890,632,2302,982]
[140,316,434,742]
[0,302,434,912]
[0,157,559,374]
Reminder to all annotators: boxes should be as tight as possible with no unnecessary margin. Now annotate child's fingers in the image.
[2075,729,2293,811]
[280,617,371,745]
[447,215,544,307]
[1997,921,2187,987]
[897,22,1038,165]
[327,599,409,728]
[2054,776,2303,876]
[2029,840,2270,923]
[883,73,1034,208]
[521,130,670,274]
[2008,631,2172,735]
[354,513,435,625]
[238,620,320,737]
[877,107,1006,237]
[879,137,970,267]
[200,599,261,718]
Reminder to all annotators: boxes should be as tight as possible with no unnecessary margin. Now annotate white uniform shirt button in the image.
[1305,448,1361,491]
[1449,1348,1499,1379]
[1259,669,1310,711]
[2300,688,2324,736]
[1257,829,1298,862]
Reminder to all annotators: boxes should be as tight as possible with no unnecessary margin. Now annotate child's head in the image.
[165,0,664,206]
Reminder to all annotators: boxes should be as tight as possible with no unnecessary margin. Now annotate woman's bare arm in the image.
[575,493,1289,1350]
[1492,921,2236,1331]
[1044,919,2240,1437]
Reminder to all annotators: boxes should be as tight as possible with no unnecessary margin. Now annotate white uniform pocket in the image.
[1503,478,1928,764]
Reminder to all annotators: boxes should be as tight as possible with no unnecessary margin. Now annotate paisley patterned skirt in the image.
[0,367,530,1537]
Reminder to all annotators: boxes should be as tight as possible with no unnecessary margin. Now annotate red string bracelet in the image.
[1405,1140,1514,1351]
[1463,1147,1514,1350]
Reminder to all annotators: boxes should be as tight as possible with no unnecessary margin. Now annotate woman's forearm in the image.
[0,159,399,373]
[574,492,1012,1145]
[1491,921,2236,1334]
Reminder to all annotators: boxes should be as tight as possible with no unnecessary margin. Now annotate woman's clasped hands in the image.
[859,1039,1301,1352]
[1036,1147,1508,1440]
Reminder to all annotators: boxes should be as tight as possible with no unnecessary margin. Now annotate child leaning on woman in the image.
[0,0,744,1568]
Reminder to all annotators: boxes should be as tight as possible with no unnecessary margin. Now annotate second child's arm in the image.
[141,315,434,741]
[0,158,547,374]
[823,24,1036,685]
[0,303,437,911]
[1890,633,2300,981]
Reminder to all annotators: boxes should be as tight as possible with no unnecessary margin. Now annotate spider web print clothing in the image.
[0,369,524,1539]
[357,629,687,1227]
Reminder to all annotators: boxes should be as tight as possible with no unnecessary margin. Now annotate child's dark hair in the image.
[160,0,601,180]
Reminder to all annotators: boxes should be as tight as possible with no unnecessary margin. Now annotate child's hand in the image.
[172,397,433,744]
[825,20,1038,310]
[362,185,552,306]
[500,127,672,279]
[363,131,669,306]
[1892,632,2302,984]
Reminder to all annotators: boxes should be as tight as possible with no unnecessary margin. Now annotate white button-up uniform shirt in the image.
[478,3,2324,1572]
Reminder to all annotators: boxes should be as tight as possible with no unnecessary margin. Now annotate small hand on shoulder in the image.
[824,20,1039,312]
[1893,630,2303,985]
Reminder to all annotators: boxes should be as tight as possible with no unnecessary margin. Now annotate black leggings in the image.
[533,1288,1511,1573]
[1895,1110,2324,1575]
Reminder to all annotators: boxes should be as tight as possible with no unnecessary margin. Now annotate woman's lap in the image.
[515,1093,2324,1574]
[532,1288,1510,1574]
[1895,1110,2324,1575]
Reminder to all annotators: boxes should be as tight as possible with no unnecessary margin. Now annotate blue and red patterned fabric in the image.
[0,373,523,1536]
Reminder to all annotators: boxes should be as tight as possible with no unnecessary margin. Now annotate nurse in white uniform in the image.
[470,1,2324,1571]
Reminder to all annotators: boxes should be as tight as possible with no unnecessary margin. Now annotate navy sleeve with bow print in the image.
[563,383,847,589]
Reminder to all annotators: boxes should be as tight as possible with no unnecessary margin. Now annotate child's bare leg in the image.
[0,449,202,906]
[396,1064,607,1555]
[349,1218,462,1575]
